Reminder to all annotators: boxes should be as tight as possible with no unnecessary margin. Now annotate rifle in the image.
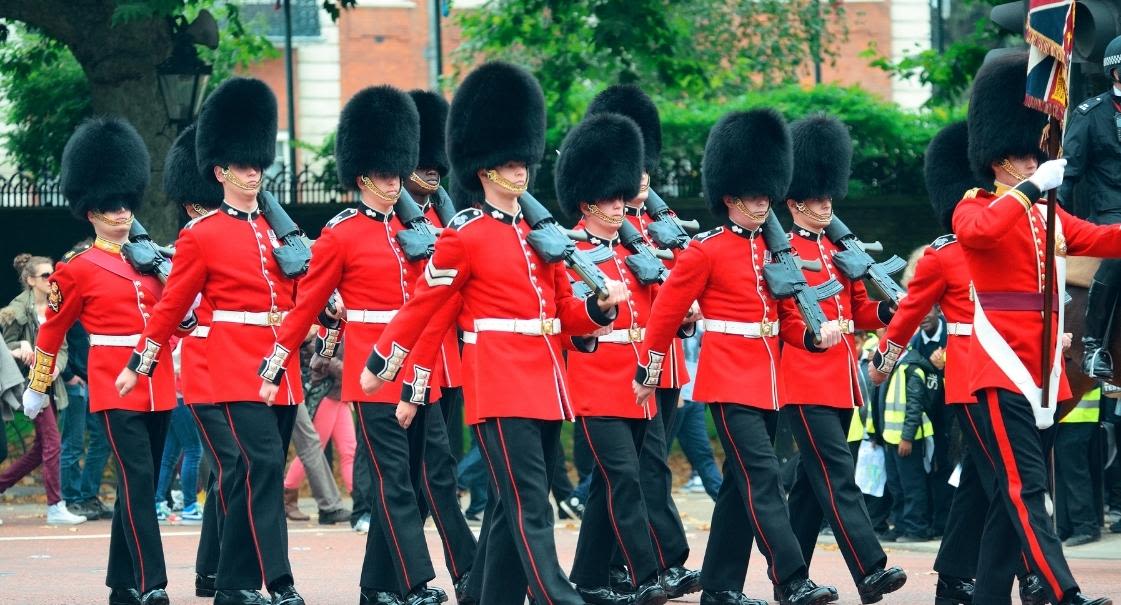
[394,189,440,261]
[643,188,699,250]
[122,219,173,283]
[433,186,459,227]
[258,190,312,278]
[618,220,669,285]
[822,214,906,304]
[518,192,610,299]
[759,212,842,340]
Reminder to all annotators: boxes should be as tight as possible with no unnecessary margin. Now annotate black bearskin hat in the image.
[967,49,1047,182]
[336,85,420,191]
[924,121,980,233]
[195,77,278,179]
[409,89,450,176]
[61,116,151,220]
[585,84,662,175]
[447,61,546,195]
[702,109,792,217]
[164,124,223,210]
[554,114,644,218]
[786,114,852,202]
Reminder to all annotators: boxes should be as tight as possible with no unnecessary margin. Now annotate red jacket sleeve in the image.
[875,248,944,369]
[851,276,891,330]
[28,261,83,393]
[554,260,615,337]
[274,229,343,354]
[1059,205,1121,257]
[775,296,815,350]
[954,187,1035,249]
[636,244,709,386]
[399,296,462,404]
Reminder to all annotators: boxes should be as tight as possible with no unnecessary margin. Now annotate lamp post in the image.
[157,16,214,130]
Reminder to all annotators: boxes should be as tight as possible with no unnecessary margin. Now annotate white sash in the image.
[972,212,1065,429]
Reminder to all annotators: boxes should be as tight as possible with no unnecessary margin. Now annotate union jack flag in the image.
[1024,0,1076,122]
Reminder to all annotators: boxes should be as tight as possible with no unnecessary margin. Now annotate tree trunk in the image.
[0,0,179,241]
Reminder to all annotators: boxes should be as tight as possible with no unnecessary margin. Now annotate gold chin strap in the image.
[485,169,528,195]
[999,159,1029,183]
[91,211,134,228]
[639,173,650,192]
[795,201,833,225]
[732,198,769,223]
[409,172,439,193]
[360,175,402,202]
[190,203,213,217]
[584,203,624,226]
[220,167,260,192]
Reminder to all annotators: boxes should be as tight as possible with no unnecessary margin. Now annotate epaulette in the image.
[325,207,358,229]
[185,210,220,230]
[61,246,90,263]
[447,208,484,230]
[692,226,724,243]
[930,234,956,250]
[963,187,983,200]
[1076,93,1107,115]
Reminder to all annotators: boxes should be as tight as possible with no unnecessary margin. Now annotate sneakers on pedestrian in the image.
[558,496,585,520]
[180,502,203,525]
[684,473,706,494]
[170,489,184,511]
[1063,533,1100,547]
[318,507,351,525]
[78,497,113,520]
[895,534,931,543]
[47,501,87,525]
[353,513,371,534]
[156,501,179,524]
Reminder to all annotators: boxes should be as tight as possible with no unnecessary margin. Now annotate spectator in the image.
[1054,386,1104,546]
[456,432,489,521]
[0,253,85,524]
[668,325,722,500]
[856,329,893,537]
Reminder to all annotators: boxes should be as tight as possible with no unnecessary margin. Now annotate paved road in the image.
[1,492,1117,604]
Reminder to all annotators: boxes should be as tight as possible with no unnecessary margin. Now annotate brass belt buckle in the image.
[541,319,555,336]
[268,309,283,327]
[629,326,643,343]
[760,322,773,337]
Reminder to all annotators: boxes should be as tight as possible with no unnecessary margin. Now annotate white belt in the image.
[703,319,780,338]
[89,334,141,347]
[189,326,210,338]
[211,309,287,327]
[346,309,398,324]
[946,322,972,336]
[598,327,645,344]
[462,332,477,344]
[474,317,561,336]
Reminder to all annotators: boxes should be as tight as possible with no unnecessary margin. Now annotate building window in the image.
[238,0,321,40]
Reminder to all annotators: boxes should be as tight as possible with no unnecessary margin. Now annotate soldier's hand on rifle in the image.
[360,367,385,395]
[632,381,656,406]
[597,279,628,311]
[868,367,889,386]
[259,381,279,406]
[115,368,138,397]
[816,320,843,349]
[396,401,418,429]
[1028,158,1067,192]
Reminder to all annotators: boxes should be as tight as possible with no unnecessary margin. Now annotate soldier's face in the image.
[215,164,262,203]
[404,167,440,199]
[367,172,401,198]
[87,207,133,239]
[492,161,527,186]
[789,197,833,228]
[629,172,651,206]
[582,197,625,232]
[725,195,770,228]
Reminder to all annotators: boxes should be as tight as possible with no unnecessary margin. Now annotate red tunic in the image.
[781,227,893,408]
[423,201,464,389]
[639,224,812,410]
[32,241,176,413]
[565,227,659,419]
[368,203,613,421]
[876,236,974,404]
[131,204,303,405]
[179,301,213,405]
[269,205,443,404]
[954,186,1121,399]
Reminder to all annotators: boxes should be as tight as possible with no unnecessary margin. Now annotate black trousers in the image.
[1055,422,1100,539]
[479,418,583,605]
[355,403,435,595]
[352,426,374,525]
[884,441,931,538]
[970,389,1077,605]
[784,405,886,583]
[571,417,659,588]
[417,395,478,582]
[217,402,297,591]
[703,404,807,591]
[188,404,241,577]
[464,424,500,602]
[101,409,170,593]
[438,386,465,460]
[627,388,690,570]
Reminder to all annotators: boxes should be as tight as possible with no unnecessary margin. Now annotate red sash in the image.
[83,247,164,298]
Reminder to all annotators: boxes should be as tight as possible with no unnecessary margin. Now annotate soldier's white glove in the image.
[1028,159,1067,193]
[21,388,48,420]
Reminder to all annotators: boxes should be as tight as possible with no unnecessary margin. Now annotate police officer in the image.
[954,49,1117,605]
[1061,35,1121,379]
[26,117,178,605]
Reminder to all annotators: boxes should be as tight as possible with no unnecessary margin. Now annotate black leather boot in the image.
[935,574,973,605]
[699,590,769,605]
[1060,595,1113,605]
[660,565,702,599]
[1082,278,1118,379]
[1019,573,1047,605]
[214,590,271,605]
[108,588,140,605]
[856,567,907,604]
[195,572,217,598]
[576,585,633,605]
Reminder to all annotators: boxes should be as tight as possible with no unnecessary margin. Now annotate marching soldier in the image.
[360,61,626,605]
[116,77,305,605]
[401,88,479,601]
[556,112,670,605]
[585,84,698,597]
[869,122,1046,605]
[25,117,178,605]
[635,109,842,605]
[1061,35,1121,379]
[258,84,447,605]
[780,115,908,602]
[952,49,1116,605]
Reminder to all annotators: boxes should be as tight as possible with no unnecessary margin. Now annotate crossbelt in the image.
[346,309,398,324]
[598,327,645,344]
[89,334,141,347]
[211,309,288,327]
[702,319,780,338]
[474,317,561,336]
[946,322,972,336]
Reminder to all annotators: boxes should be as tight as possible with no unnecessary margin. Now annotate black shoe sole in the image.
[934,597,969,605]
[666,583,703,600]
[860,572,907,604]
[780,588,839,605]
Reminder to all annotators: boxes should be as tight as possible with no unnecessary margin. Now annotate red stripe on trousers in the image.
[188,405,227,513]
[102,414,149,593]
[579,418,639,585]
[495,419,553,605]
[223,406,268,586]
[355,405,414,589]
[716,405,779,584]
[421,457,460,578]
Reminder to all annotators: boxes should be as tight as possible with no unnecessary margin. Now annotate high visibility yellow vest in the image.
[1060,386,1101,424]
[847,409,864,442]
[881,364,934,445]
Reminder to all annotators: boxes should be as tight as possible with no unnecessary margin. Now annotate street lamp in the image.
[157,12,218,128]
